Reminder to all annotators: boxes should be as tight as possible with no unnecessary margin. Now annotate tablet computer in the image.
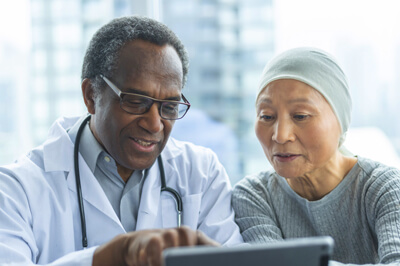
[163,236,334,266]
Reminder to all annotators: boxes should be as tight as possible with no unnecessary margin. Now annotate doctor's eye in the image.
[124,96,147,106]
[162,102,179,114]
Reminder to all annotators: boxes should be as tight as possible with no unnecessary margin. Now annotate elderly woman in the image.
[232,47,400,265]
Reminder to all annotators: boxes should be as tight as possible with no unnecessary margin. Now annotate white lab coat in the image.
[0,116,243,265]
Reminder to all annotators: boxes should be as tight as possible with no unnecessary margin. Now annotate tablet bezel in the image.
[163,236,334,266]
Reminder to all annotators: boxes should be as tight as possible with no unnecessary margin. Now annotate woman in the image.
[232,47,400,265]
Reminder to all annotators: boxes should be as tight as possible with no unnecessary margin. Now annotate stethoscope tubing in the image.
[74,115,183,248]
[74,115,91,248]
[158,155,183,227]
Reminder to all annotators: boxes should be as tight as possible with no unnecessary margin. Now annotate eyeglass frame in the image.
[100,74,191,120]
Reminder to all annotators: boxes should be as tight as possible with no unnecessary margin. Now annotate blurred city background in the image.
[1,0,400,184]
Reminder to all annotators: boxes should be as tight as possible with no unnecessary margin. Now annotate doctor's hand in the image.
[92,226,220,266]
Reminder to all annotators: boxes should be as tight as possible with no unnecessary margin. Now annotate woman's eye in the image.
[260,115,274,121]
[293,114,309,121]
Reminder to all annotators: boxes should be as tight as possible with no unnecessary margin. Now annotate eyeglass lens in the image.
[121,94,188,119]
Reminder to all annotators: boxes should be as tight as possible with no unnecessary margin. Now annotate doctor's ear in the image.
[82,78,96,114]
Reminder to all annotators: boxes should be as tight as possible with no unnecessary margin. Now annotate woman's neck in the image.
[285,153,357,201]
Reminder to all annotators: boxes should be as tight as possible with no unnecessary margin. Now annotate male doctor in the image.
[0,16,243,266]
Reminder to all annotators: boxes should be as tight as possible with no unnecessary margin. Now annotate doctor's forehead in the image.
[114,41,183,83]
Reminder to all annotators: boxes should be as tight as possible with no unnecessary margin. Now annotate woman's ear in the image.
[82,78,96,114]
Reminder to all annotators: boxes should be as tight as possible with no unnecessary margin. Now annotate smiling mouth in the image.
[132,138,155,147]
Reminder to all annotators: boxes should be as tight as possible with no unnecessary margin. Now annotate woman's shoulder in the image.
[354,157,400,222]
[233,169,278,195]
[232,169,282,211]
[356,156,400,180]
[355,156,400,198]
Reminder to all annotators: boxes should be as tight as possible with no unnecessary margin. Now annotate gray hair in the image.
[81,15,189,95]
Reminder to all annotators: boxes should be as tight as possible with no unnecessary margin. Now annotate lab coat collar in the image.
[43,116,82,172]
[161,137,183,161]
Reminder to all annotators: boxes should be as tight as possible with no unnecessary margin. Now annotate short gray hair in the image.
[81,15,189,94]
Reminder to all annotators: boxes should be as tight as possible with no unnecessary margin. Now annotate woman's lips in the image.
[273,153,300,162]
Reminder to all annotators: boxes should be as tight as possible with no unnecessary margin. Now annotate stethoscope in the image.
[74,115,183,248]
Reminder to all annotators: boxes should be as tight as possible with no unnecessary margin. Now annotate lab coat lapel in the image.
[136,160,162,230]
[43,117,123,229]
[66,154,122,229]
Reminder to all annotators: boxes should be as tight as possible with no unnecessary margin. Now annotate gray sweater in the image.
[232,157,400,265]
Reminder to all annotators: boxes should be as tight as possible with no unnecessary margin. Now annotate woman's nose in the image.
[138,103,164,133]
[272,119,295,144]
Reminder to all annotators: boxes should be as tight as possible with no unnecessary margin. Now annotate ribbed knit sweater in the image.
[232,157,400,265]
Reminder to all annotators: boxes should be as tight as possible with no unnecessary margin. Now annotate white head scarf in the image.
[257,47,352,148]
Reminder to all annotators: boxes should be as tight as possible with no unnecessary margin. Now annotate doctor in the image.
[0,16,243,266]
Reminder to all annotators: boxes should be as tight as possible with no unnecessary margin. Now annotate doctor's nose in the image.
[271,119,295,144]
[138,103,164,133]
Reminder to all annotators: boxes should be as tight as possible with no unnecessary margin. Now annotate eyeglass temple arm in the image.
[100,75,122,97]
[181,94,190,105]
[102,74,190,107]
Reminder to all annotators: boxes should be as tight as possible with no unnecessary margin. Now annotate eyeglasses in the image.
[100,75,191,120]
